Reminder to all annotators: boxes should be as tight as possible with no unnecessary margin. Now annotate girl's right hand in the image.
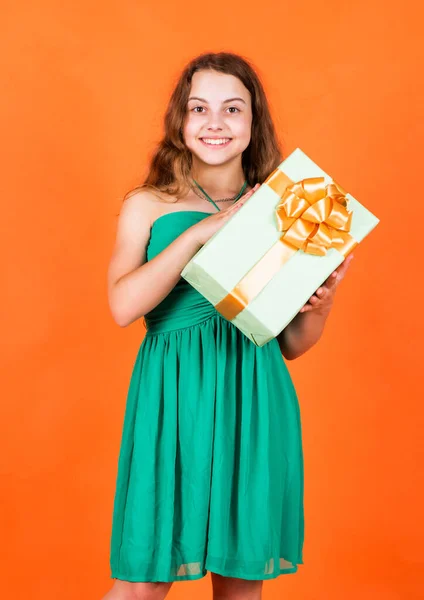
[189,183,261,247]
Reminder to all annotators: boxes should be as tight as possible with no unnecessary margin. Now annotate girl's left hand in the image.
[299,254,354,315]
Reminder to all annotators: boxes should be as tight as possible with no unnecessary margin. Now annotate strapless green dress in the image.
[109,210,304,583]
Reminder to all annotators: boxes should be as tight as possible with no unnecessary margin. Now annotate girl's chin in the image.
[190,144,242,164]
[193,153,237,167]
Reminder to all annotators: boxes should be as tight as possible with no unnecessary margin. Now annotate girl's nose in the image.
[207,113,225,130]
[207,125,224,132]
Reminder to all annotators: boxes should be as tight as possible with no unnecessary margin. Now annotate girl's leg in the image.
[101,580,173,600]
[211,573,263,600]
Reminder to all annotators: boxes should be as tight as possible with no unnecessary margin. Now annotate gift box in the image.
[181,148,380,347]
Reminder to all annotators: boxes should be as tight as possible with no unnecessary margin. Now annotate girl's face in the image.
[183,70,253,167]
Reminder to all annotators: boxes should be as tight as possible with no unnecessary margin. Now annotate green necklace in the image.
[192,179,248,212]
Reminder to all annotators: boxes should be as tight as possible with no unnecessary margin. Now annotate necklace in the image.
[192,179,248,212]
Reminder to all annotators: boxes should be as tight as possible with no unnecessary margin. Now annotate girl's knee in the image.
[132,582,172,600]
[105,580,172,600]
[211,573,263,600]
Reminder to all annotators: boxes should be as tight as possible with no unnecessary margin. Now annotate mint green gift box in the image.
[181,148,380,347]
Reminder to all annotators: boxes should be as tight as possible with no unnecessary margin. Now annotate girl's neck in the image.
[190,157,247,197]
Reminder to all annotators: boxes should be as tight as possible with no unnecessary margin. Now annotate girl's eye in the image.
[190,106,240,114]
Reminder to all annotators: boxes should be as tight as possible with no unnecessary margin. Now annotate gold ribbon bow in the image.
[275,175,356,256]
[214,169,358,321]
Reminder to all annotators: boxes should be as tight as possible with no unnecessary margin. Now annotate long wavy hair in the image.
[123,52,283,203]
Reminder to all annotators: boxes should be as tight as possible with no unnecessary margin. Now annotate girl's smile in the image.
[199,137,232,148]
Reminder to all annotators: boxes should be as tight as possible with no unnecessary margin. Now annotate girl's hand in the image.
[299,253,354,316]
[189,183,261,247]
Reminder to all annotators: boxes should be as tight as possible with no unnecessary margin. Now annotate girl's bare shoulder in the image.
[120,187,180,223]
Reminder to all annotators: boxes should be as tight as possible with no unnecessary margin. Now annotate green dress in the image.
[109,209,305,583]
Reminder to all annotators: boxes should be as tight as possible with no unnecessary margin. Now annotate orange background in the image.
[1,1,423,599]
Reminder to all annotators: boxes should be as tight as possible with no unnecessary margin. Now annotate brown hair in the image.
[123,52,283,203]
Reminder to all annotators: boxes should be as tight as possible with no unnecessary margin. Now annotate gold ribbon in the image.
[214,169,358,321]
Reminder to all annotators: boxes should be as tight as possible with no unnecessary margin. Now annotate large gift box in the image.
[181,148,380,347]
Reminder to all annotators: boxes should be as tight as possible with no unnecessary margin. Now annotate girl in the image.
[103,52,353,600]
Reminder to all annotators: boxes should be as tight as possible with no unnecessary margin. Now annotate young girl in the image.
[103,52,353,600]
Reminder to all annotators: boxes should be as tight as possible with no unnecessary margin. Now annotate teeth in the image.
[201,138,230,145]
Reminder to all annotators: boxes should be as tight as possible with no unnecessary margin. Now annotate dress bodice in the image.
[144,211,219,335]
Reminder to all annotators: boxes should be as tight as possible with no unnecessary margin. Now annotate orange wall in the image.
[1,1,422,598]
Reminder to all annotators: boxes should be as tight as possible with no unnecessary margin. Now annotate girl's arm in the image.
[277,254,354,360]
[108,186,257,327]
[277,310,330,360]
[107,192,204,327]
